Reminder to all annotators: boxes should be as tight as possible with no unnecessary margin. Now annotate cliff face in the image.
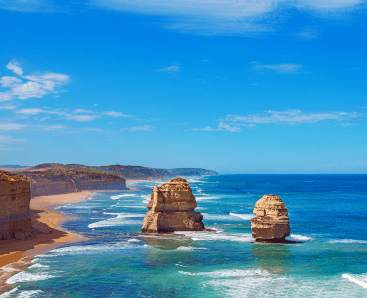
[251,194,290,242]
[23,168,127,197]
[0,171,33,239]
[142,178,204,233]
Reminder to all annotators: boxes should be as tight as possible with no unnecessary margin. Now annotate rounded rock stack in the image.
[251,194,290,242]
[141,178,204,233]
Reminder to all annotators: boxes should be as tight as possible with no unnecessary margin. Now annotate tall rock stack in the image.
[251,194,290,242]
[0,171,33,240]
[142,178,204,233]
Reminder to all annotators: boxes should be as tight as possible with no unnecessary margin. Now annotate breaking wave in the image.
[88,212,144,229]
[329,239,367,244]
[342,274,367,288]
[229,213,255,220]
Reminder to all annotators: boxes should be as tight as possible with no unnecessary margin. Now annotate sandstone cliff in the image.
[251,194,290,242]
[21,167,127,197]
[0,171,34,239]
[142,178,204,233]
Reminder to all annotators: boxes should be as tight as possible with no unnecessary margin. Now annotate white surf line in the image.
[342,274,367,289]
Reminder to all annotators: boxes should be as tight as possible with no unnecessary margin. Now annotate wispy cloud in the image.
[252,63,302,73]
[15,107,132,122]
[65,114,100,122]
[193,122,246,132]
[0,135,26,143]
[225,109,362,125]
[17,108,64,115]
[0,0,56,13]
[122,125,153,131]
[103,111,133,117]
[92,0,364,35]
[0,59,69,102]
[157,65,180,72]
[0,123,26,131]
[0,105,17,110]
[73,109,94,114]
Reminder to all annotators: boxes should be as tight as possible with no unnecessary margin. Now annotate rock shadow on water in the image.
[251,241,292,274]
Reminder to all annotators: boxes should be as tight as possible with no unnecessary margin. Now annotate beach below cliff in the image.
[0,191,93,289]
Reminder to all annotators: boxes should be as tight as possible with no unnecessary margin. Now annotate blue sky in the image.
[0,0,366,173]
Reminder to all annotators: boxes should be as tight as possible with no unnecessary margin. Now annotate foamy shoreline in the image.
[0,186,139,291]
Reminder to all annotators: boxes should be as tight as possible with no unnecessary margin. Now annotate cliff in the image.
[0,171,34,239]
[251,194,290,242]
[21,167,127,197]
[142,178,204,233]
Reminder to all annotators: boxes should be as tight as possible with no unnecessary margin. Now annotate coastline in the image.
[0,191,94,290]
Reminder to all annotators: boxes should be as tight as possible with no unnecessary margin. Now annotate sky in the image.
[0,0,366,174]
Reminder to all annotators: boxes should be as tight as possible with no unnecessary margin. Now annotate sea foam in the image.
[175,231,254,242]
[110,194,137,200]
[229,213,255,220]
[329,239,367,244]
[342,274,367,288]
[6,272,56,284]
[179,268,268,278]
[88,212,144,229]
[288,234,313,241]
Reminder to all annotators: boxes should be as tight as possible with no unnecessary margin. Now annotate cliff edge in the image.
[21,166,127,197]
[0,171,34,240]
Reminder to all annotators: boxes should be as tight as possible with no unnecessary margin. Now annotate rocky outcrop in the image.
[251,194,290,242]
[23,168,127,197]
[142,178,204,233]
[0,171,34,240]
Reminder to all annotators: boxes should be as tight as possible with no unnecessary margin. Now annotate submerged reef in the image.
[142,178,204,233]
[251,194,290,242]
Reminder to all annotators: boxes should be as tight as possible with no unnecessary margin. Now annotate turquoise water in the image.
[2,175,367,297]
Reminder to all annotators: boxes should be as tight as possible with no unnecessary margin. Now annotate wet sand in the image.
[0,191,93,289]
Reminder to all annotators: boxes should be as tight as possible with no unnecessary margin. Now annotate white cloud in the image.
[253,63,302,73]
[0,123,26,130]
[123,125,153,131]
[0,59,69,102]
[225,109,361,124]
[0,105,17,110]
[0,0,55,12]
[66,114,99,121]
[103,111,133,117]
[0,135,26,143]
[74,109,94,114]
[157,65,180,72]
[38,124,66,131]
[17,108,64,115]
[193,122,243,132]
[92,0,364,34]
[6,60,23,76]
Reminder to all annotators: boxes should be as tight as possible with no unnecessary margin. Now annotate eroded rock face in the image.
[142,178,204,233]
[0,170,33,240]
[24,169,127,197]
[251,194,290,242]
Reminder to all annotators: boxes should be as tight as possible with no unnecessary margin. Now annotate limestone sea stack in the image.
[0,170,34,240]
[142,178,204,233]
[251,194,290,242]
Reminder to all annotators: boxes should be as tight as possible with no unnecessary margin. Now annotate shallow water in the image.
[2,175,367,297]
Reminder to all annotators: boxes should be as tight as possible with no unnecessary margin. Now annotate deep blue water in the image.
[1,175,367,297]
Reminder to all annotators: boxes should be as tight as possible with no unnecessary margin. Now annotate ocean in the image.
[1,174,367,297]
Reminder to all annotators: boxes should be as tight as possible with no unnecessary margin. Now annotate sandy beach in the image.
[0,191,93,289]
